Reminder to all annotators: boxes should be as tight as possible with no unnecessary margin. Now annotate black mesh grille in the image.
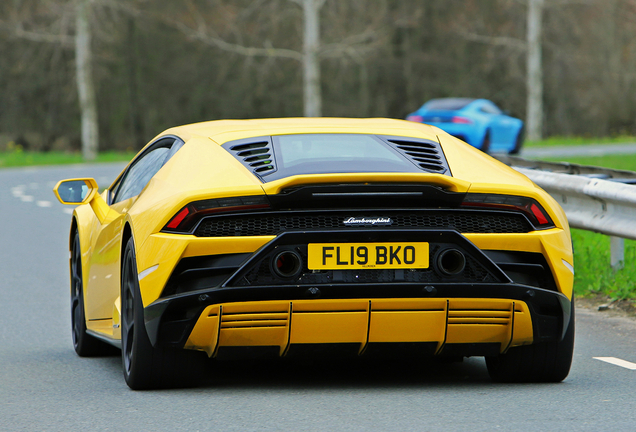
[194,210,532,237]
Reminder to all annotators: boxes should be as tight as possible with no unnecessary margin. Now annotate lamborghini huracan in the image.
[53,118,574,390]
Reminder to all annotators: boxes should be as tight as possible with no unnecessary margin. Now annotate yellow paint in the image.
[184,298,535,357]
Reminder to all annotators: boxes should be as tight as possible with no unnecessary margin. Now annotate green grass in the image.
[543,153,636,171]
[572,228,636,300]
[526,135,636,148]
[0,150,134,168]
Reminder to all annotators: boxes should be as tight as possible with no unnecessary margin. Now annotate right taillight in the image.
[461,193,555,229]
[162,195,270,233]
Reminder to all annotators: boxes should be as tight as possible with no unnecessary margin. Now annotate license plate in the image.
[307,242,429,270]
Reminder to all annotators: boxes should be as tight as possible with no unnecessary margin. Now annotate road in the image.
[1,164,635,431]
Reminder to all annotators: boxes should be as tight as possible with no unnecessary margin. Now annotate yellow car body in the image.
[54,118,574,389]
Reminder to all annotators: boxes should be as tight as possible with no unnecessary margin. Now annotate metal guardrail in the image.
[495,155,636,183]
[495,155,636,270]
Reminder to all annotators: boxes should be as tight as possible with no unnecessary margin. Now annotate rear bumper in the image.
[144,283,571,359]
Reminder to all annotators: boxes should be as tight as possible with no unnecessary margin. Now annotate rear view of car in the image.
[407,98,525,154]
[53,118,572,389]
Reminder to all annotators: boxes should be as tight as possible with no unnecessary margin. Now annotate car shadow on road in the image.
[195,355,493,390]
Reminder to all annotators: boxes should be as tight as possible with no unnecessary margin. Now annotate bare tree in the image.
[0,0,99,159]
[75,0,98,160]
[170,0,379,117]
[526,0,543,140]
[298,0,324,116]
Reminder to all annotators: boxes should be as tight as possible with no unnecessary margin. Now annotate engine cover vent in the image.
[224,136,277,178]
[382,136,450,174]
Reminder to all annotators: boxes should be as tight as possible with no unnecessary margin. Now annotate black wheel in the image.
[71,232,114,356]
[509,126,525,155]
[486,299,575,383]
[121,237,205,390]
[480,129,491,153]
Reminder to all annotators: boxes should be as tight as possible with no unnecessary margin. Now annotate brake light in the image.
[451,116,473,124]
[461,193,554,229]
[407,115,424,123]
[163,195,270,233]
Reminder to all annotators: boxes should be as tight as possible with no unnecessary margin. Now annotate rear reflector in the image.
[166,207,190,229]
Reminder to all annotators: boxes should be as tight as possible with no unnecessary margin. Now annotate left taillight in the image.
[162,195,270,233]
[461,193,555,230]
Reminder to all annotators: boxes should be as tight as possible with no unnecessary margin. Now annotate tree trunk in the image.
[526,0,543,141]
[302,0,321,117]
[75,0,98,160]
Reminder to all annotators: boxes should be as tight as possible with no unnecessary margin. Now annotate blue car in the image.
[406,98,524,154]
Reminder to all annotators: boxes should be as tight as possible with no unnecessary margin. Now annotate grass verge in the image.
[526,135,636,148]
[572,228,636,300]
[543,153,636,171]
[0,151,134,168]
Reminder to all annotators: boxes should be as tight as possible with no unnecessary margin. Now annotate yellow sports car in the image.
[54,118,574,389]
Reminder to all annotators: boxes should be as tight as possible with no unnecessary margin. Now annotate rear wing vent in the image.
[223,136,277,178]
[382,136,450,175]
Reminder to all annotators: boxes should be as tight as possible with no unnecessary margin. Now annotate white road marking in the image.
[594,357,636,370]
[11,186,25,197]
[20,195,34,202]
[63,208,74,215]
[36,200,52,207]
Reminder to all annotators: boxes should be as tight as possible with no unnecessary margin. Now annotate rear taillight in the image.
[451,116,473,124]
[407,115,424,122]
[461,193,555,229]
[163,195,270,233]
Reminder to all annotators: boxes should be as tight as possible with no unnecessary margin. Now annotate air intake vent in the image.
[382,136,450,175]
[223,136,277,178]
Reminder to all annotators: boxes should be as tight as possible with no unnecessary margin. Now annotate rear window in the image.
[424,98,475,111]
[223,133,450,182]
[270,134,421,180]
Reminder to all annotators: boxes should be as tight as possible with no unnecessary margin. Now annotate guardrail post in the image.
[610,236,625,271]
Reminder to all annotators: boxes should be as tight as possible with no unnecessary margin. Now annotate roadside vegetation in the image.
[525,135,636,148]
[0,145,134,168]
[543,154,636,172]
[572,229,636,301]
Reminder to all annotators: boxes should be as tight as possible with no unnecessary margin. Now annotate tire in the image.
[121,237,205,390]
[509,126,525,155]
[480,129,491,153]
[486,299,575,383]
[71,232,115,356]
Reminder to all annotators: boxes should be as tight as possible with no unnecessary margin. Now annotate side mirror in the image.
[53,178,99,205]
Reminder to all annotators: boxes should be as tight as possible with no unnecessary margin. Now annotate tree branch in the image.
[460,32,527,51]
[173,21,303,62]
[3,23,75,47]
[319,29,380,58]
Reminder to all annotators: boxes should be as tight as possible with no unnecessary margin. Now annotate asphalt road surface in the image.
[1,164,635,432]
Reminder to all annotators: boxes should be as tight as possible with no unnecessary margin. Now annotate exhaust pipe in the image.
[437,249,466,276]
[271,250,303,278]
